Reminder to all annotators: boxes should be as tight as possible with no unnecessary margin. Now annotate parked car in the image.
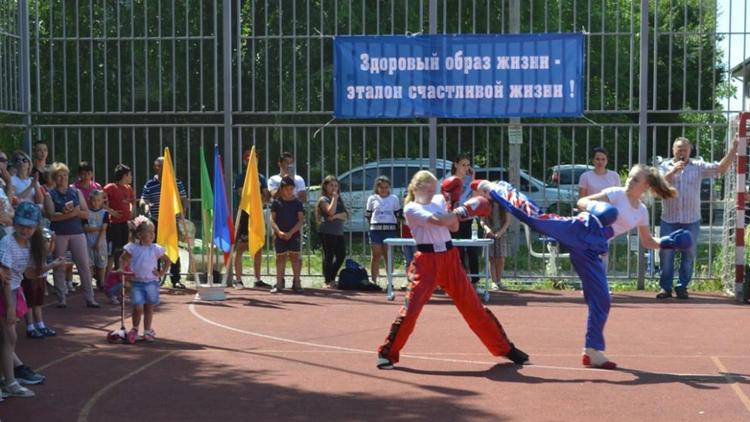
[547,164,594,194]
[308,158,453,232]
[308,159,577,232]
[474,167,578,215]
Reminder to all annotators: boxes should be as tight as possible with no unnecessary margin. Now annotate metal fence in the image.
[1,0,748,285]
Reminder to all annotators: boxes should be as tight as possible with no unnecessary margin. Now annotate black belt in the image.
[416,241,453,253]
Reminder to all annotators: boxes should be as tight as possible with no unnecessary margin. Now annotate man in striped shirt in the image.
[658,136,737,300]
[140,157,189,288]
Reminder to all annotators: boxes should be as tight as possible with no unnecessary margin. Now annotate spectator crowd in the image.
[0,135,738,399]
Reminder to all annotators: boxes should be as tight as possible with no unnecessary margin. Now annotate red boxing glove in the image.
[441,176,464,209]
[452,195,492,219]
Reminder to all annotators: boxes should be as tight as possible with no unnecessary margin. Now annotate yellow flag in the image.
[157,147,183,262]
[238,146,266,256]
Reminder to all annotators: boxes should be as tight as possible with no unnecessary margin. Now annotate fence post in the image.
[637,0,650,290]
[18,0,32,151]
[428,0,437,173]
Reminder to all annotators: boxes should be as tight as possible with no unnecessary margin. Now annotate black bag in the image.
[338,259,382,291]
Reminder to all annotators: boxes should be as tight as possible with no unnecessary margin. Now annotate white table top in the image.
[383,238,493,247]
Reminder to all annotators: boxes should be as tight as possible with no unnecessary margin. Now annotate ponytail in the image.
[644,166,677,199]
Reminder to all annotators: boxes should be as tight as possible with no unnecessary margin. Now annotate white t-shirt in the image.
[404,195,452,248]
[366,194,401,226]
[11,175,34,203]
[604,187,649,238]
[123,242,166,282]
[267,174,306,197]
[578,170,620,195]
[0,234,30,290]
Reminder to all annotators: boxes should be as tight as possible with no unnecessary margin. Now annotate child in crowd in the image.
[315,175,348,289]
[21,228,60,338]
[84,190,109,290]
[365,176,401,285]
[270,176,304,294]
[72,161,103,209]
[376,171,528,370]
[0,203,62,397]
[119,216,170,342]
[103,164,135,273]
[479,200,511,290]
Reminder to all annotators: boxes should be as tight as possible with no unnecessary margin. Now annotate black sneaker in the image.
[376,357,394,370]
[38,327,57,337]
[254,280,271,288]
[26,329,44,339]
[675,287,689,299]
[505,344,530,365]
[172,281,187,289]
[233,280,245,289]
[14,365,45,385]
[656,289,672,299]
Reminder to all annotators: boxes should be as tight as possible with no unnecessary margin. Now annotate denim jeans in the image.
[659,220,700,291]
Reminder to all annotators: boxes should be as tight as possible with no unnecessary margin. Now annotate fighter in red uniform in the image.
[376,170,528,369]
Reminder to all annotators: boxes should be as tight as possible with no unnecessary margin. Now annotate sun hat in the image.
[13,202,42,226]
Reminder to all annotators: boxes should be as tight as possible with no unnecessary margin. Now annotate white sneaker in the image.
[2,381,35,397]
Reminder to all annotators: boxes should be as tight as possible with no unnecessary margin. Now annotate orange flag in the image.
[156,147,183,262]
[238,146,266,256]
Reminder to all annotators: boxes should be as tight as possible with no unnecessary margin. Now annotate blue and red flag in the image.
[212,145,234,266]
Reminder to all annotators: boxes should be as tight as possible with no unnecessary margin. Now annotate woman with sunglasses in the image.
[9,151,43,207]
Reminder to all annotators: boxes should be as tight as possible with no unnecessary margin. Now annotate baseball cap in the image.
[13,202,42,227]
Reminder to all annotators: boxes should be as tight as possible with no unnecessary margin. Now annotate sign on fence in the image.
[334,33,584,119]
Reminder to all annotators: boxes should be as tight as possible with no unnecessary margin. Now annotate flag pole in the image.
[207,210,215,287]
[223,211,243,287]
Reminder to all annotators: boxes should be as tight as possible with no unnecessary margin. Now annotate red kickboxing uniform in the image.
[377,194,516,364]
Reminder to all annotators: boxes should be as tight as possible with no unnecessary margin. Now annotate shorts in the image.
[0,288,28,319]
[21,277,46,307]
[107,222,130,254]
[368,230,397,245]
[236,211,249,242]
[274,234,301,254]
[89,242,108,269]
[130,281,160,305]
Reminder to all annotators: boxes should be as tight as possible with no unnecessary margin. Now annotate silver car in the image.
[308,159,577,232]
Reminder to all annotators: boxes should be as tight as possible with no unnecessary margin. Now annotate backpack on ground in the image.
[338,259,382,291]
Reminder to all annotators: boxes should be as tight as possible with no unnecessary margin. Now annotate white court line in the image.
[77,351,177,422]
[711,356,750,413]
[188,303,740,377]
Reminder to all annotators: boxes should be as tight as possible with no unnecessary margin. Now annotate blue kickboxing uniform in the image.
[485,181,613,351]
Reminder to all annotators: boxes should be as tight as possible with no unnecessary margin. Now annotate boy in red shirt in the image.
[104,164,135,272]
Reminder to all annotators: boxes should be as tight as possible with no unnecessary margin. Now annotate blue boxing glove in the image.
[659,229,693,250]
[587,201,618,227]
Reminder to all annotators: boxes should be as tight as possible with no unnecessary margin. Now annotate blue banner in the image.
[334,33,584,119]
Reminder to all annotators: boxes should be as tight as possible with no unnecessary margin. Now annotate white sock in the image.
[584,348,610,366]
[35,321,46,329]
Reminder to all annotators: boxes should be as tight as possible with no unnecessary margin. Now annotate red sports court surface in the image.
[4,287,750,421]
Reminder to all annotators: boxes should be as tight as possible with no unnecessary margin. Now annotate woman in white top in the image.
[365,176,401,285]
[9,151,43,206]
[475,164,685,370]
[376,170,528,370]
[578,147,621,198]
[577,165,679,368]
[578,147,621,271]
